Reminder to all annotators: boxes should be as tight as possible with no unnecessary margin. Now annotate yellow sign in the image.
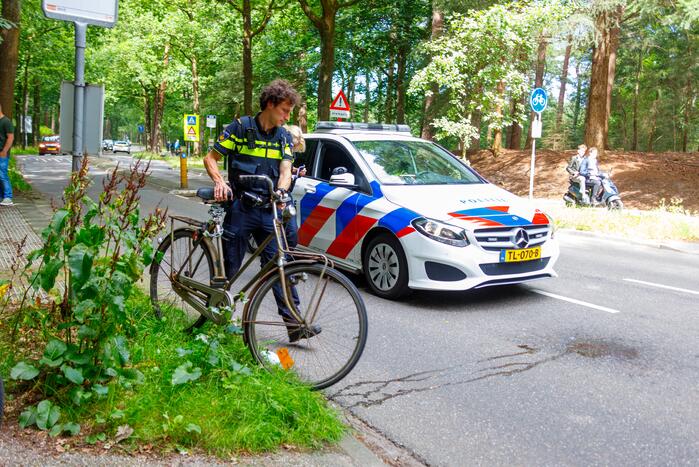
[183,114,199,142]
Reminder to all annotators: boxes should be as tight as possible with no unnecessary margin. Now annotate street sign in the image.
[329,90,351,119]
[206,115,217,129]
[42,0,118,28]
[183,114,199,142]
[137,124,144,134]
[530,88,548,113]
[23,116,33,134]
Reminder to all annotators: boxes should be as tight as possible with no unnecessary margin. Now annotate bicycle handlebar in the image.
[237,174,275,195]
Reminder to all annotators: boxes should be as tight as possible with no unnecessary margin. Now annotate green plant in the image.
[8,156,31,192]
[9,157,166,436]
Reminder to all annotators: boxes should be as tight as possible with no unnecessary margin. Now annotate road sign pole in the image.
[180,143,188,189]
[72,21,87,173]
[529,112,540,200]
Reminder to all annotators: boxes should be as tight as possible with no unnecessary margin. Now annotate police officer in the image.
[203,79,319,342]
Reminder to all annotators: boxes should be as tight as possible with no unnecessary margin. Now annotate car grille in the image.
[473,224,550,251]
[479,258,550,276]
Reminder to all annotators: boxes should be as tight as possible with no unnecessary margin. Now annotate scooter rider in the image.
[202,79,320,342]
[580,146,602,206]
[566,144,588,204]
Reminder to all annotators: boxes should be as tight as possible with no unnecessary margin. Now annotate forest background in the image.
[0,0,697,159]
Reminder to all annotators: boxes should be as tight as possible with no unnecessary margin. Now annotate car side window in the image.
[293,139,318,174]
[316,141,369,192]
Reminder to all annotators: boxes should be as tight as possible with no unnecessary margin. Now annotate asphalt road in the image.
[19,154,699,466]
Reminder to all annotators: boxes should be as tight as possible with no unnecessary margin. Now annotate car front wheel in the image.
[363,234,411,299]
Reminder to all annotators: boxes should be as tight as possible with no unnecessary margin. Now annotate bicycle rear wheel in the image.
[150,228,215,331]
[244,263,368,390]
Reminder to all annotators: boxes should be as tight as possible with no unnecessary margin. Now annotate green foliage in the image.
[8,156,32,192]
[9,158,166,436]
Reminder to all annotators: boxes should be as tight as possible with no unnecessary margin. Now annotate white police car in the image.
[291,122,559,299]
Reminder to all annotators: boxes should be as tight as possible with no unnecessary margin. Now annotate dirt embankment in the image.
[469,149,699,214]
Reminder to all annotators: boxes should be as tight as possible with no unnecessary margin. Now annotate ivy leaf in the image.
[171,362,202,386]
[63,422,81,436]
[38,356,64,368]
[44,339,67,360]
[77,325,98,339]
[185,423,201,434]
[11,361,40,380]
[72,300,96,323]
[36,400,61,430]
[19,406,37,428]
[61,364,85,385]
[49,424,63,437]
[92,384,109,397]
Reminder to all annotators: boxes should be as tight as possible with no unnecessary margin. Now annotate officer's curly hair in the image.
[259,79,300,110]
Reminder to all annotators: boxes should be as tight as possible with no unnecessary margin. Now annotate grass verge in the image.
[545,201,699,242]
[8,155,31,192]
[0,290,346,456]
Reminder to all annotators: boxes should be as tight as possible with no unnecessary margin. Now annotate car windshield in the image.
[114,141,127,145]
[352,140,483,185]
[42,136,59,142]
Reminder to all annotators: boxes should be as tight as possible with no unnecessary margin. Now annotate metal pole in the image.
[72,22,87,173]
[528,112,538,199]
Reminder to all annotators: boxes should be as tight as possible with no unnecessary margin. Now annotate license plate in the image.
[500,246,542,263]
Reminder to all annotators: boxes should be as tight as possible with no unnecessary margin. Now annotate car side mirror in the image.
[329,172,356,187]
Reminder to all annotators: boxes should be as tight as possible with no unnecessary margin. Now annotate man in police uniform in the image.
[203,79,318,342]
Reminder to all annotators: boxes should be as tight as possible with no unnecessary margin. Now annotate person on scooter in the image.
[580,146,602,206]
[566,144,588,204]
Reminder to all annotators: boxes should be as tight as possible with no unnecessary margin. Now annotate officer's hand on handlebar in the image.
[214,180,233,201]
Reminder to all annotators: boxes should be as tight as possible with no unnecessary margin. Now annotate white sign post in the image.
[42,0,118,172]
[528,88,547,199]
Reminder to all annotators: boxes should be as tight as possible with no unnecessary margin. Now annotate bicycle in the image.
[149,175,368,389]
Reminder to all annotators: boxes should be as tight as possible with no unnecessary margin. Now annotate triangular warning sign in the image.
[330,90,350,111]
[187,127,196,135]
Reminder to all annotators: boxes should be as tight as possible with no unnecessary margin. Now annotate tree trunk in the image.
[363,70,370,123]
[508,97,524,149]
[348,73,356,121]
[647,91,658,152]
[242,0,253,115]
[492,80,505,154]
[384,54,395,123]
[20,56,29,149]
[682,83,693,153]
[191,55,201,155]
[421,6,443,140]
[317,22,335,121]
[631,48,642,151]
[150,44,170,154]
[584,6,623,155]
[572,60,582,136]
[467,109,481,155]
[32,77,40,145]
[556,35,572,130]
[0,0,21,120]
[525,36,547,149]
[395,45,408,124]
[144,90,152,151]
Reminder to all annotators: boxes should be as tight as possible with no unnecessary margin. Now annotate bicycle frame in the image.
[164,179,334,328]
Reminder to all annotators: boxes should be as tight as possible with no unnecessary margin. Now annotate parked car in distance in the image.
[290,121,560,299]
[38,135,61,155]
[112,140,131,154]
[102,139,114,151]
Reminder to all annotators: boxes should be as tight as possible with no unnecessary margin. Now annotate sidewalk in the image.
[0,186,388,466]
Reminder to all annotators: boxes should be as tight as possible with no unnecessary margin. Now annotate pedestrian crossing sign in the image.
[183,114,200,142]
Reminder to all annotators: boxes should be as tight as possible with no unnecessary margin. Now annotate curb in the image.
[557,228,699,256]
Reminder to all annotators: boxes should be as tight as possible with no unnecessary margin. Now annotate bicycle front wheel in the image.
[150,228,216,331]
[244,263,368,390]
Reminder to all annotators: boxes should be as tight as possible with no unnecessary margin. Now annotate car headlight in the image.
[411,217,469,247]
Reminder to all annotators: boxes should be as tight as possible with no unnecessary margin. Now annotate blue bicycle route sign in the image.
[530,88,548,113]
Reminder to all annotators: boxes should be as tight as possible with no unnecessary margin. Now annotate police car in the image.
[290,122,559,299]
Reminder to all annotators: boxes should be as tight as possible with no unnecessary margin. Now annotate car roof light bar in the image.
[315,121,411,133]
